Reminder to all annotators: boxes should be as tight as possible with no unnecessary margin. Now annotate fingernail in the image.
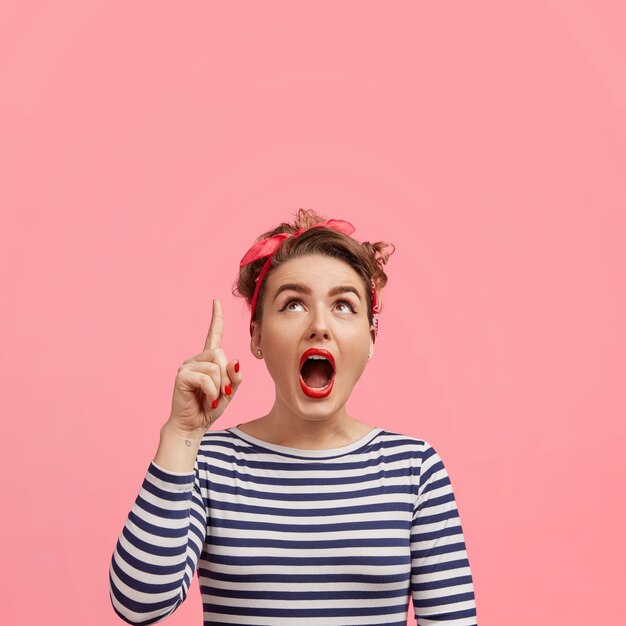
[211,398,219,409]
[225,384,232,396]
[234,360,240,373]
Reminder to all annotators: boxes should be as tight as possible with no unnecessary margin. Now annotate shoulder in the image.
[378,429,437,458]
[365,430,441,478]
[377,430,449,480]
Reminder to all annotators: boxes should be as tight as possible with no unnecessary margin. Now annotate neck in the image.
[257,397,363,449]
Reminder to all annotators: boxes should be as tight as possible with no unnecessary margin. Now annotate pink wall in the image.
[1,2,625,624]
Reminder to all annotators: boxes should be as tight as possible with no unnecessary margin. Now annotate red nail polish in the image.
[225,384,232,396]
[211,398,219,409]
[234,360,240,373]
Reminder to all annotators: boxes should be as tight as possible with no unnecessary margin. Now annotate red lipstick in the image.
[299,348,335,399]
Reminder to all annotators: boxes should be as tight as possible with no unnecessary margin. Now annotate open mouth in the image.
[299,350,335,398]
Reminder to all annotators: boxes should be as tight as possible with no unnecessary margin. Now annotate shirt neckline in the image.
[227,426,384,458]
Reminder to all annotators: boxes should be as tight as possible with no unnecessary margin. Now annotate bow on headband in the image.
[239,219,380,337]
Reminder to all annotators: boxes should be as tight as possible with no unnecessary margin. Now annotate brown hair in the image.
[232,208,395,329]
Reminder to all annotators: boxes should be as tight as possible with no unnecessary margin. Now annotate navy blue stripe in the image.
[421,475,452,498]
[141,476,195,502]
[414,590,477,608]
[205,553,411,568]
[201,600,410,618]
[121,525,187,558]
[115,540,186,576]
[148,462,194,484]
[412,524,466,543]
[204,479,414,502]
[412,557,472,576]
[208,515,410,533]
[135,494,191,520]
[412,607,478,621]
[412,574,475,591]
[206,498,413,517]
[200,569,411,584]
[199,461,416,487]
[110,578,181,614]
[413,490,457,518]
[413,508,461,529]
[127,510,189,539]
[111,552,184,594]
[419,457,443,487]
[110,602,166,626]
[198,583,410,600]
[411,540,469,560]
[206,535,408,549]
[197,447,421,474]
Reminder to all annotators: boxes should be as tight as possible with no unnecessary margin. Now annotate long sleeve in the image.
[410,442,478,625]
[108,460,208,625]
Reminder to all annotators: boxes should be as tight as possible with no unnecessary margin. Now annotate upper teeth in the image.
[307,355,328,360]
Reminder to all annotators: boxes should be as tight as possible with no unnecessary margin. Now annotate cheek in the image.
[263,355,290,388]
[262,341,294,380]
[342,342,370,376]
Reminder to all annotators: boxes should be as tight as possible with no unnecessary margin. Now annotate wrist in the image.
[160,420,206,443]
[154,421,204,474]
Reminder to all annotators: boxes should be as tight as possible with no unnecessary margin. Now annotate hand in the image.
[166,299,243,436]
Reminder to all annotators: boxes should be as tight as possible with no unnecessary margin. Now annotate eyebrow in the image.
[273,283,362,302]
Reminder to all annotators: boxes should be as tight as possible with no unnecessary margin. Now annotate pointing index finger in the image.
[205,299,224,351]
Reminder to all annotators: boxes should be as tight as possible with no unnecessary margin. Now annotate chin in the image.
[297,381,355,413]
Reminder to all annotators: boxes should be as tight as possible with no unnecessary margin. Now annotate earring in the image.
[256,349,262,357]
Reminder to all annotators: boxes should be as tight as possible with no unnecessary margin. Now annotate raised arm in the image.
[108,299,243,623]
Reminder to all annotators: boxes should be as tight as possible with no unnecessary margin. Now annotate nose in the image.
[307,305,331,340]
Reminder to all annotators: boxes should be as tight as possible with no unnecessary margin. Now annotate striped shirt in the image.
[109,426,478,625]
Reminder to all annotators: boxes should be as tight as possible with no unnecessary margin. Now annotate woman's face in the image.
[251,254,374,419]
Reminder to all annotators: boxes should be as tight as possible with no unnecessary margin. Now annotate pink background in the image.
[1,2,625,624]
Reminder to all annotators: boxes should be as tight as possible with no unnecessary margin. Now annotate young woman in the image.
[109,209,478,625]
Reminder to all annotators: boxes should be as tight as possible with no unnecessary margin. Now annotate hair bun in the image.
[293,208,328,230]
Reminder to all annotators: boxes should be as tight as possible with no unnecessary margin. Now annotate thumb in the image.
[226,358,243,397]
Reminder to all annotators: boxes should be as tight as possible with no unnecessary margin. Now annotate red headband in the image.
[239,219,380,338]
